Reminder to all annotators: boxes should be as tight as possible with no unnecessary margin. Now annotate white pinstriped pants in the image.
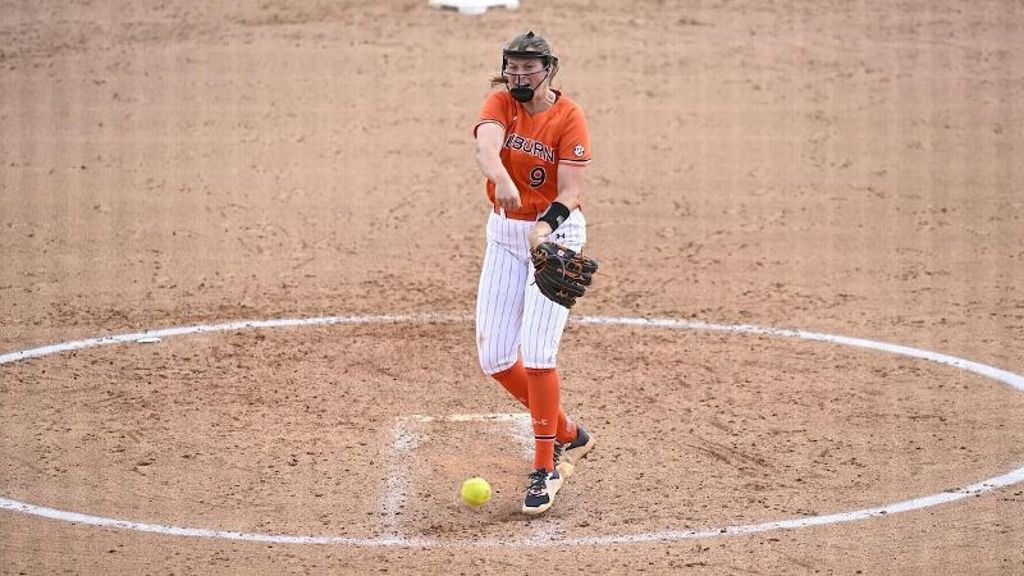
[475,208,587,375]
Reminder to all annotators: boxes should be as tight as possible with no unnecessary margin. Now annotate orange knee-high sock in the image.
[492,359,576,444]
[526,367,561,472]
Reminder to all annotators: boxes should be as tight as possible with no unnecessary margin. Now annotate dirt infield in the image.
[2,0,1024,573]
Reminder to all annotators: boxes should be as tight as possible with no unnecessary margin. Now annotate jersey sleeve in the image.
[474,91,511,137]
[558,105,591,165]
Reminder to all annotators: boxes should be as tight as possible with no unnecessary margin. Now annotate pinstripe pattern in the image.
[476,209,587,374]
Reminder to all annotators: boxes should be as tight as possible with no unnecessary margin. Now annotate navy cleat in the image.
[522,468,563,515]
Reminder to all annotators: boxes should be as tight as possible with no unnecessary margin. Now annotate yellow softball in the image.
[460,476,492,508]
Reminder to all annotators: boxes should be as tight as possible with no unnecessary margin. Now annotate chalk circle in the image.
[1,313,1023,548]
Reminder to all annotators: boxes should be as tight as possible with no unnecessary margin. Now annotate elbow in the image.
[475,144,495,167]
[474,147,489,172]
[475,145,489,164]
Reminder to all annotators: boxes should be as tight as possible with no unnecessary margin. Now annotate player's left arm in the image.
[528,162,585,249]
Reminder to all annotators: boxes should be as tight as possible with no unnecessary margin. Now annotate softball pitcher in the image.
[473,31,597,515]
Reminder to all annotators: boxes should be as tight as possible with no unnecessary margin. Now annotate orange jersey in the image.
[474,89,591,219]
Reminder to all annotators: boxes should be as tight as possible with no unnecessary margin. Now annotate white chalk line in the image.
[380,419,419,536]
[400,412,524,423]
[1,313,1023,548]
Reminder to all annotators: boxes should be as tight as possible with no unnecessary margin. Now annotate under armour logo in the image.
[555,233,565,240]
[532,418,549,426]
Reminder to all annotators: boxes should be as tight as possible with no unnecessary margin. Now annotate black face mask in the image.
[509,85,535,102]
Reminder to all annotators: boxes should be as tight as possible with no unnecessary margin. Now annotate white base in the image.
[428,0,519,15]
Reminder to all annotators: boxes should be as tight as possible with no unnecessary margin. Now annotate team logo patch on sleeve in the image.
[574,144,585,157]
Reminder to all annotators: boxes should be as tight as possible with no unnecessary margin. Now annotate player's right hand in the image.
[496,178,522,210]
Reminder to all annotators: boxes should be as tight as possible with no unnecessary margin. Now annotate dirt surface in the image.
[2,0,1024,573]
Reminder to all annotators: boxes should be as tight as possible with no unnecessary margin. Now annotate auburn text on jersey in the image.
[504,132,555,164]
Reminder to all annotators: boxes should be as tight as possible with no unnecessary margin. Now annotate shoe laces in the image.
[527,469,549,496]
[553,442,565,467]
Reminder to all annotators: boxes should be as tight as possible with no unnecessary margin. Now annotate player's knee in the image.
[479,355,517,376]
[477,347,517,376]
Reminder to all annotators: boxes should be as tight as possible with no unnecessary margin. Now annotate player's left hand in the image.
[530,242,598,309]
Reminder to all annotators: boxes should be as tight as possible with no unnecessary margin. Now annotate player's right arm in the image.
[475,122,522,210]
